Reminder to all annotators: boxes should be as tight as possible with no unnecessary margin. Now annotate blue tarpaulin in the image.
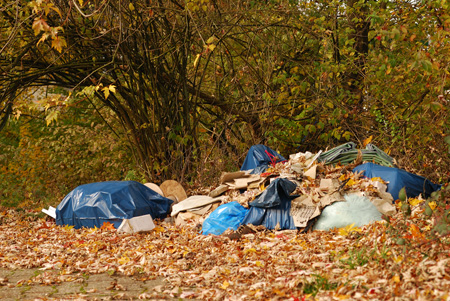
[241,144,286,172]
[56,181,173,229]
[242,178,297,230]
[353,163,441,200]
[201,202,248,235]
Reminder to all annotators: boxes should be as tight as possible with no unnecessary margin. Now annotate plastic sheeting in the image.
[353,163,441,200]
[201,202,248,235]
[56,181,173,229]
[249,178,297,208]
[242,178,297,230]
[241,144,286,172]
[314,194,382,230]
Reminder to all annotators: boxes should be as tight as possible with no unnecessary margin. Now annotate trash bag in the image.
[242,179,297,230]
[249,178,297,208]
[242,199,297,230]
[56,181,173,229]
[201,202,248,235]
[241,144,286,172]
[353,163,441,200]
[313,194,382,230]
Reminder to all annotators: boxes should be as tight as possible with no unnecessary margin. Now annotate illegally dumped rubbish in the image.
[144,183,164,196]
[170,195,224,226]
[313,194,383,230]
[240,144,286,173]
[160,180,188,203]
[117,214,156,234]
[50,142,441,236]
[56,181,173,229]
[318,142,395,167]
[197,142,441,235]
[353,163,442,200]
[240,178,298,230]
[201,202,248,235]
[42,206,56,219]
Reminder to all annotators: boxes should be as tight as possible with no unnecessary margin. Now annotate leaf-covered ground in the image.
[0,206,449,300]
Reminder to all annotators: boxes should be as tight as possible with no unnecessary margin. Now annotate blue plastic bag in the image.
[242,178,297,230]
[249,178,297,208]
[201,202,248,235]
[241,144,286,172]
[56,181,173,229]
[242,199,297,230]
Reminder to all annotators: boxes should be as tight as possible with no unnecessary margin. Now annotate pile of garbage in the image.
[43,143,441,236]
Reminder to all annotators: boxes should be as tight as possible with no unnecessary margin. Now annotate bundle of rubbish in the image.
[43,143,441,237]
[317,142,396,167]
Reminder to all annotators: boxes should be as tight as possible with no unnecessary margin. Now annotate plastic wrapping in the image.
[314,194,382,230]
[242,199,296,230]
[56,181,173,229]
[242,178,297,230]
[201,202,248,235]
[353,163,441,200]
[241,144,286,172]
[249,178,297,208]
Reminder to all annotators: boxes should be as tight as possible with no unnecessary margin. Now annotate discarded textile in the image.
[201,202,248,235]
[313,194,382,230]
[241,144,286,172]
[353,163,441,200]
[56,181,173,229]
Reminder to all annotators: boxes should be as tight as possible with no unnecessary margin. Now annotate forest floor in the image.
[0,208,449,300]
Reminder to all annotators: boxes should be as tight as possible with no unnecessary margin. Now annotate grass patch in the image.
[301,274,339,297]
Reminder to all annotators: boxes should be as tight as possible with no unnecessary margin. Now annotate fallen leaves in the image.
[0,208,448,299]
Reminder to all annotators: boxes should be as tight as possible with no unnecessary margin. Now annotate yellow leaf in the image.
[394,256,403,263]
[221,280,229,289]
[37,33,50,46]
[244,248,256,254]
[338,223,361,236]
[273,288,285,296]
[207,44,216,51]
[428,201,437,211]
[363,135,373,147]
[118,256,130,265]
[51,36,67,53]
[409,198,423,206]
[193,54,201,68]
[129,3,135,10]
[371,177,385,183]
[154,226,165,233]
[255,261,263,267]
[345,179,356,186]
[102,86,110,99]
[392,275,400,283]
[32,18,49,35]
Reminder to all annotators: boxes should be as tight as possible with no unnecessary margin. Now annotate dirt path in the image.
[0,268,172,300]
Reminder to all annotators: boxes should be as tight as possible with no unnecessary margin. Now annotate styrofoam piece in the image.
[117,214,155,234]
[42,206,56,219]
